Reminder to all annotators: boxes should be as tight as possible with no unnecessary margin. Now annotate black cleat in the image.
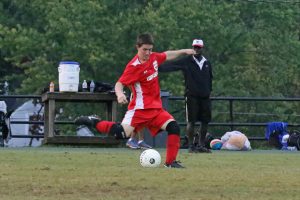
[74,115,101,128]
[196,145,212,153]
[164,161,185,168]
[188,144,199,153]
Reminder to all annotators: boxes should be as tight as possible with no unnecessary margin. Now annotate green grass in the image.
[0,147,299,200]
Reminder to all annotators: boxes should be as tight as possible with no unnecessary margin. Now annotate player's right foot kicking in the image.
[74,115,101,128]
[74,116,127,139]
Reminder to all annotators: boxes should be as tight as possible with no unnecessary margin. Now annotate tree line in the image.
[0,0,299,133]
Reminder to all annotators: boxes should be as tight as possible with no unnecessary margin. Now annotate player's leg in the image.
[160,119,184,168]
[105,109,150,141]
[74,115,134,139]
[145,109,183,168]
[137,129,152,149]
[74,115,100,128]
[126,130,140,149]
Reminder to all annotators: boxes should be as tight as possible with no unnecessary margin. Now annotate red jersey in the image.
[118,52,167,110]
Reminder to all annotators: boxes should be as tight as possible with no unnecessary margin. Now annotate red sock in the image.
[165,134,180,164]
[96,121,115,134]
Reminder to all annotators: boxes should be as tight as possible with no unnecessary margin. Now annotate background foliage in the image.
[0,0,299,137]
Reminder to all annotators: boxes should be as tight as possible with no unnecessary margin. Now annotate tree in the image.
[0,0,299,131]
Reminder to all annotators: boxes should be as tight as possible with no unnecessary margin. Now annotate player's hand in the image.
[117,93,128,104]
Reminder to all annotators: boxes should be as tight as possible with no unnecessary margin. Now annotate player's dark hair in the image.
[136,33,154,47]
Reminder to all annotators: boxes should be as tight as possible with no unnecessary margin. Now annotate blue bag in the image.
[265,122,289,149]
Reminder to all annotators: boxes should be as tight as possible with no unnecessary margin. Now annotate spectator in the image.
[159,38,213,153]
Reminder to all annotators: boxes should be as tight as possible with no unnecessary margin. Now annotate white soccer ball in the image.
[140,149,161,168]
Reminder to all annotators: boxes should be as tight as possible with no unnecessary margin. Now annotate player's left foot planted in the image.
[126,138,140,149]
[164,161,185,168]
[138,140,152,149]
[74,115,101,128]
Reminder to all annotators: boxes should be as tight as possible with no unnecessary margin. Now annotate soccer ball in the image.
[210,139,223,150]
[140,149,161,168]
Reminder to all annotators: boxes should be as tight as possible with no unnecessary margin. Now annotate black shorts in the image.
[186,95,211,123]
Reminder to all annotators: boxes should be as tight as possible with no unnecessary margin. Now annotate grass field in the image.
[0,147,299,200]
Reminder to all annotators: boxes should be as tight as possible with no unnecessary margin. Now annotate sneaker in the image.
[164,161,185,168]
[196,145,212,153]
[74,115,100,128]
[138,140,152,149]
[126,138,140,149]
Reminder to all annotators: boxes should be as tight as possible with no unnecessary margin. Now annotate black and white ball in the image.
[140,149,161,168]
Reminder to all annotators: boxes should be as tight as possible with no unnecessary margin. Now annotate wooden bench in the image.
[41,92,118,145]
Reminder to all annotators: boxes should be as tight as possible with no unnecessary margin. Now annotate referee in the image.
[159,38,213,153]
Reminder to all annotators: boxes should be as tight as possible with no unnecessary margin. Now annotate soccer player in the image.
[75,33,195,168]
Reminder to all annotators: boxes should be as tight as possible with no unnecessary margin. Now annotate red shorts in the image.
[122,108,174,136]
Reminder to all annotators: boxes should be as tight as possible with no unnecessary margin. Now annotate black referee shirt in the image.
[159,55,213,97]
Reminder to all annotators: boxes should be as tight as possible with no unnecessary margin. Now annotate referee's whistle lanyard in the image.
[193,56,206,70]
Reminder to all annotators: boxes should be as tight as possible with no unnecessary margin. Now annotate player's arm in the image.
[159,58,186,72]
[164,49,195,61]
[115,82,128,104]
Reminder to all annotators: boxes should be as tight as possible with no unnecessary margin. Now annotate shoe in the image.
[196,145,212,153]
[188,144,199,153]
[126,138,140,149]
[138,140,152,149]
[74,115,100,128]
[164,161,185,168]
